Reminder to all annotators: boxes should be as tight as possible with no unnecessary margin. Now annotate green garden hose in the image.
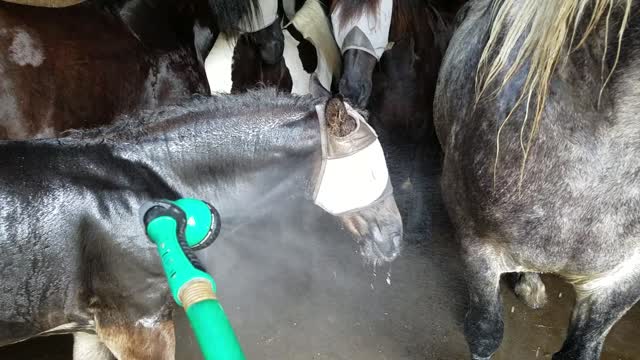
[141,198,245,360]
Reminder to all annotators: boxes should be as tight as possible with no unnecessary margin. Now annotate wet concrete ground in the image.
[1,141,639,360]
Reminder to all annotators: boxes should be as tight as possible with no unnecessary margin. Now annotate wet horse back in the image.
[0,178,92,345]
[0,142,176,345]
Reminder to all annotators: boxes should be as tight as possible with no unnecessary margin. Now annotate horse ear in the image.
[325,96,358,137]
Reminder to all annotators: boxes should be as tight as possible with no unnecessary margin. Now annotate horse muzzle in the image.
[339,195,403,263]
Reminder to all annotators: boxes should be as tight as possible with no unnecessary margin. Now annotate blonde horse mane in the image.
[475,0,632,188]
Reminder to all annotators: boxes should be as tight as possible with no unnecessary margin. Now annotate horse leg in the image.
[553,276,640,360]
[512,273,548,309]
[462,241,505,360]
[95,317,175,360]
[73,332,115,360]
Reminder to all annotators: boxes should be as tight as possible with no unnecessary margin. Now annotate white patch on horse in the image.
[282,30,309,95]
[135,314,161,328]
[205,34,235,93]
[8,28,45,67]
[288,0,341,89]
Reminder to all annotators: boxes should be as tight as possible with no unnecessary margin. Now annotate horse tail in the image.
[288,0,342,90]
[208,0,263,34]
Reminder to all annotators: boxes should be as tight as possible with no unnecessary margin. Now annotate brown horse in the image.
[0,0,281,140]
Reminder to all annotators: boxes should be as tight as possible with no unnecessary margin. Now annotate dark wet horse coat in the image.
[0,90,402,359]
[435,0,640,359]
[0,0,283,139]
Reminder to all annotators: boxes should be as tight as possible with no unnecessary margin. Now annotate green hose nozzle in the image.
[142,198,245,360]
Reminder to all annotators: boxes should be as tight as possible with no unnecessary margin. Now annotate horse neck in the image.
[121,104,322,220]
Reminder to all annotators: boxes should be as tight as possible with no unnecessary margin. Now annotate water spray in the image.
[141,198,245,360]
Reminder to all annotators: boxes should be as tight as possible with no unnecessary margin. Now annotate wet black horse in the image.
[326,0,464,235]
[0,91,402,359]
[436,0,639,359]
[0,0,284,139]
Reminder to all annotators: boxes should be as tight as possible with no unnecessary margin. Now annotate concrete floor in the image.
[1,142,639,360]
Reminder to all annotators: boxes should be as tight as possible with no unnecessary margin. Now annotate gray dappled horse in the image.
[435,0,639,359]
[0,91,402,359]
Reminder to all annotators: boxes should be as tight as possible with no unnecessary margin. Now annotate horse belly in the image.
[446,110,640,277]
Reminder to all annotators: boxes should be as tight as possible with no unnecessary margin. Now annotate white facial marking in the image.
[8,28,45,67]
